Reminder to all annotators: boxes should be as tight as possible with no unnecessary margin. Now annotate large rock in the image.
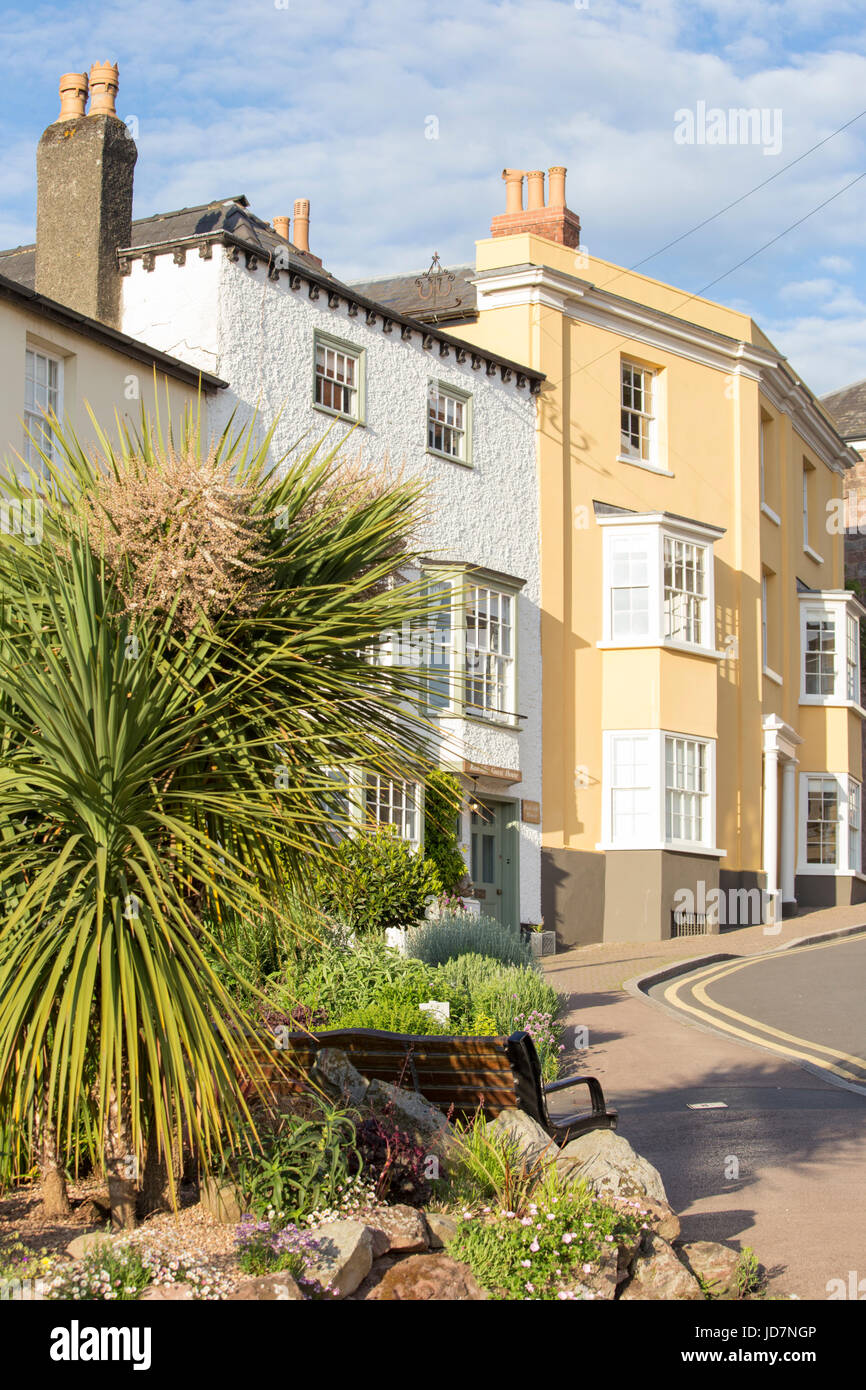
[228,1272,305,1301]
[566,1246,619,1301]
[677,1241,742,1299]
[486,1109,554,1171]
[365,1079,454,1149]
[555,1130,668,1205]
[310,1049,369,1107]
[200,1176,244,1225]
[360,1204,429,1255]
[425,1212,458,1251]
[368,1254,487,1301]
[304,1220,374,1298]
[66,1231,115,1261]
[619,1233,704,1300]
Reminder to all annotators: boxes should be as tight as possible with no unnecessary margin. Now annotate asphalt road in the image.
[649,933,866,1090]
[550,933,866,1297]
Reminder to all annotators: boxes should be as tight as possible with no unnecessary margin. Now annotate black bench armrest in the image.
[543,1073,608,1114]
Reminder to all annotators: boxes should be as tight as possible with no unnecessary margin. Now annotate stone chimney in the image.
[272,215,290,240]
[36,62,137,328]
[490,165,581,248]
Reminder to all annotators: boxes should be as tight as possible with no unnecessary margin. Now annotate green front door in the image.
[470,799,518,928]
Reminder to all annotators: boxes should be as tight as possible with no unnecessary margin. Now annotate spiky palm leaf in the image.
[0,389,444,1184]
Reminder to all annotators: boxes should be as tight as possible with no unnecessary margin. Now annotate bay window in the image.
[602,729,716,851]
[798,772,861,875]
[465,583,514,721]
[364,773,420,846]
[799,593,864,707]
[599,511,720,652]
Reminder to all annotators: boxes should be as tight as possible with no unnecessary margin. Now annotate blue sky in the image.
[1,0,866,393]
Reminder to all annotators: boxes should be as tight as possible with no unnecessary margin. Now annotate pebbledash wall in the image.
[120,245,543,924]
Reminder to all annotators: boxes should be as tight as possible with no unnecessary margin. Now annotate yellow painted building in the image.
[359,169,865,943]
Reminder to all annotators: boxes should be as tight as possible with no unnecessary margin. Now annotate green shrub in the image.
[330,982,450,1034]
[422,770,468,894]
[407,911,531,968]
[430,953,557,1031]
[287,935,438,1020]
[219,1103,359,1228]
[314,828,441,932]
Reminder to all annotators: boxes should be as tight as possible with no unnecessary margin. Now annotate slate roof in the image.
[0,195,330,291]
[821,378,866,441]
[350,264,478,324]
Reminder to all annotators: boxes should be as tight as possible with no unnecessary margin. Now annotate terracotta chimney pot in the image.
[293,198,310,253]
[548,166,567,209]
[526,170,545,210]
[501,168,525,214]
[273,215,290,240]
[57,73,88,122]
[89,61,120,117]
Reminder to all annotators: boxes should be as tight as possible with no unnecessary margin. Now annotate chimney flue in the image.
[548,166,567,209]
[273,215,290,240]
[293,198,310,253]
[36,63,137,327]
[501,168,524,214]
[526,170,545,210]
[89,61,120,116]
[57,72,88,121]
[490,160,580,248]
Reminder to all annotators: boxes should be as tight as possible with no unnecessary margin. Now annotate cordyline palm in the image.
[0,389,443,1215]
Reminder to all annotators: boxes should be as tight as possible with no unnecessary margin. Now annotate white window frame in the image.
[619,360,656,466]
[599,514,718,655]
[797,772,861,875]
[600,729,718,853]
[847,612,860,703]
[363,773,421,848]
[427,380,472,466]
[799,594,864,709]
[24,346,63,471]
[313,330,365,423]
[463,581,516,725]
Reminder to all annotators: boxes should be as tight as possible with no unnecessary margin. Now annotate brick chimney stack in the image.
[36,62,137,328]
[490,165,581,248]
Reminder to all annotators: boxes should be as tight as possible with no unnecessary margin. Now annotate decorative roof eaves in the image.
[120,233,544,394]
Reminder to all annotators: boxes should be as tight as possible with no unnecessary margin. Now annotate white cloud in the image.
[1,0,866,387]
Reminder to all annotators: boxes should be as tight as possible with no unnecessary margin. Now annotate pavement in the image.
[544,905,866,1299]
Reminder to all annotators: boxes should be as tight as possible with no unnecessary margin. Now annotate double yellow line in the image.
[663,935,866,1086]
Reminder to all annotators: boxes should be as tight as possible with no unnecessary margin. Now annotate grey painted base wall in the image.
[542,846,866,943]
[541,847,605,949]
[794,874,866,908]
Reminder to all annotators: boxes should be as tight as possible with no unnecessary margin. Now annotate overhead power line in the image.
[628,105,866,273]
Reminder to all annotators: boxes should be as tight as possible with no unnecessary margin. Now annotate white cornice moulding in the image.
[473,264,857,476]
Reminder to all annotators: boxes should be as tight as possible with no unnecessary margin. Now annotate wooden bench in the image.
[258,1027,617,1144]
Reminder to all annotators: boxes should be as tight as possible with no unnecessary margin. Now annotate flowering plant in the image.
[235,1217,329,1294]
[446,1183,645,1301]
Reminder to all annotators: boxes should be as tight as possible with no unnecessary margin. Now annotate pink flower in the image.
[529,1239,540,1253]
[582,1263,592,1274]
